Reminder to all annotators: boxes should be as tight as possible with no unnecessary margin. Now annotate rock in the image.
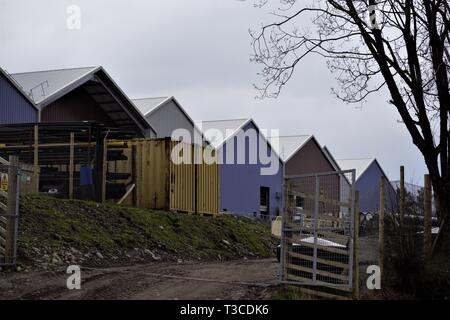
[150,252,161,261]
[177,259,183,264]
[96,252,104,259]
[70,247,80,254]
[51,253,61,264]
[143,249,161,261]
[159,226,164,230]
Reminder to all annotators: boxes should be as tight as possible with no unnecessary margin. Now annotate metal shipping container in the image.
[111,138,219,215]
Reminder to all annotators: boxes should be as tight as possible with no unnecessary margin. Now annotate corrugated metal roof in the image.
[11,66,99,105]
[196,118,250,148]
[391,181,423,194]
[9,66,156,137]
[132,97,170,116]
[269,135,312,162]
[336,158,375,181]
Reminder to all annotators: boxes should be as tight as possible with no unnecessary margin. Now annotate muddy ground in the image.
[0,258,279,300]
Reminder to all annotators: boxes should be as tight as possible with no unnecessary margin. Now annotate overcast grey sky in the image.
[0,0,428,183]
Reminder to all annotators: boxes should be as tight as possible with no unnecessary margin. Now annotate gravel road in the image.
[0,258,279,300]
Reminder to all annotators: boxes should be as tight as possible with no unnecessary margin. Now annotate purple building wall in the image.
[0,72,38,124]
[356,161,396,212]
[218,121,283,218]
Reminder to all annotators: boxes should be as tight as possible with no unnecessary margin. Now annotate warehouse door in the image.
[260,186,270,219]
[0,157,20,266]
[280,170,355,290]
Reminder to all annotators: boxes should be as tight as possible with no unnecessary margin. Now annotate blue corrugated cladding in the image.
[218,121,284,217]
[0,73,38,124]
[356,161,397,212]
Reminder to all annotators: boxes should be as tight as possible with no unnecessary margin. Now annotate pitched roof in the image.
[132,96,170,116]
[10,66,155,137]
[336,158,376,181]
[0,67,38,110]
[12,66,98,105]
[133,96,207,143]
[322,146,342,171]
[197,118,251,149]
[390,181,424,194]
[269,135,313,162]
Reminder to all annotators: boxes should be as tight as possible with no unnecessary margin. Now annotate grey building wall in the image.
[146,100,199,143]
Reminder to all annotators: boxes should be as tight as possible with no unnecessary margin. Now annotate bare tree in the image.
[251,0,450,247]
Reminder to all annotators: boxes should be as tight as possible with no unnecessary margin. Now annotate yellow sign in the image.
[1,173,8,192]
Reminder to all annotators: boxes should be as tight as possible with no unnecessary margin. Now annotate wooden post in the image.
[423,174,432,257]
[400,166,405,225]
[131,144,139,207]
[69,132,75,200]
[101,137,107,203]
[353,191,360,300]
[5,156,19,265]
[33,125,39,194]
[280,179,290,282]
[379,177,385,282]
[194,144,199,214]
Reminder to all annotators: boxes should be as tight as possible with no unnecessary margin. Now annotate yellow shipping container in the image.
[111,138,219,215]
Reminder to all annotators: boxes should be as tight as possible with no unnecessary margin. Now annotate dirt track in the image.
[0,259,279,300]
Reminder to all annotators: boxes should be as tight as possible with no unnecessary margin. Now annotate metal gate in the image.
[0,156,20,266]
[280,170,356,290]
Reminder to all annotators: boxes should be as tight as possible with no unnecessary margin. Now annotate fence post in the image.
[131,143,139,207]
[280,179,292,282]
[400,166,405,225]
[33,125,39,194]
[353,191,360,300]
[5,155,19,265]
[423,174,432,257]
[69,132,75,200]
[379,177,385,283]
[101,137,107,203]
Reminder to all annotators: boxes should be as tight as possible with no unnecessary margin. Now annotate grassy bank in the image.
[16,196,276,269]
